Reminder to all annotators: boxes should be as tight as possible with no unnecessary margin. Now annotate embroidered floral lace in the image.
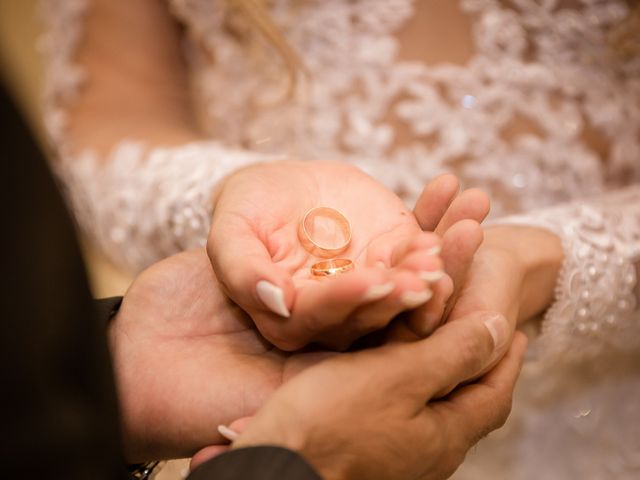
[39,1,640,478]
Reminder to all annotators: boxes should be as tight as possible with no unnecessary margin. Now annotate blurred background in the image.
[0,0,132,297]
[0,1,186,476]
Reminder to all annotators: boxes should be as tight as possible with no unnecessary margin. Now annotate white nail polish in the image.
[425,245,441,256]
[483,314,509,352]
[400,290,433,308]
[218,424,240,442]
[256,280,291,318]
[419,270,445,282]
[362,282,395,302]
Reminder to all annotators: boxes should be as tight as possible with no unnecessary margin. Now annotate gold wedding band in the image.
[298,207,352,259]
[311,258,355,277]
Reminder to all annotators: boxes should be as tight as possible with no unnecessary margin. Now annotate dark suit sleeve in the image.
[188,446,323,480]
[0,79,322,480]
[0,80,128,479]
[94,297,124,326]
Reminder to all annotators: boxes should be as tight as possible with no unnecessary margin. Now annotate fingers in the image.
[404,273,454,337]
[293,266,436,350]
[189,445,231,472]
[207,214,295,321]
[434,188,490,236]
[440,219,484,320]
[286,268,393,349]
[431,332,528,448]
[369,231,446,313]
[413,174,460,231]
[440,219,483,286]
[393,311,510,399]
[347,270,436,338]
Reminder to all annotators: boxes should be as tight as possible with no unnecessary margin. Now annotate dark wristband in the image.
[94,296,124,325]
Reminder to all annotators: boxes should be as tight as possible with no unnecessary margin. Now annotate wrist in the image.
[106,299,157,463]
[484,225,564,323]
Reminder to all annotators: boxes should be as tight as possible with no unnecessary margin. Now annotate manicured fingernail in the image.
[375,261,387,269]
[256,280,290,318]
[425,245,441,256]
[400,289,433,308]
[362,282,395,302]
[483,314,509,352]
[419,270,445,282]
[218,424,239,441]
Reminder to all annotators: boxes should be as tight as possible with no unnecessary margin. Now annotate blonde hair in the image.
[229,0,639,97]
[227,0,306,99]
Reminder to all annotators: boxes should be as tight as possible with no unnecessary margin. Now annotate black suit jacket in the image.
[0,79,320,480]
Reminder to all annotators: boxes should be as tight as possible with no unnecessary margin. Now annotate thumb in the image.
[207,214,294,320]
[392,311,511,400]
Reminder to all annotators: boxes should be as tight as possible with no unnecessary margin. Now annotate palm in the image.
[209,161,441,349]
[215,161,419,276]
[111,249,332,460]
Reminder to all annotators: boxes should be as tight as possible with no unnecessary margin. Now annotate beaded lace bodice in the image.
[172,0,640,215]
[40,1,640,478]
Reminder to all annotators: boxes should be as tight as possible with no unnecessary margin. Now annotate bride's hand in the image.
[110,247,523,465]
[207,160,450,350]
[434,225,564,374]
[111,188,494,462]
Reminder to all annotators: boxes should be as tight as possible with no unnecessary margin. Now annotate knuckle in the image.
[494,395,514,429]
[468,395,514,445]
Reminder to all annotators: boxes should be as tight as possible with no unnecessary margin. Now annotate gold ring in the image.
[311,258,355,277]
[298,207,352,259]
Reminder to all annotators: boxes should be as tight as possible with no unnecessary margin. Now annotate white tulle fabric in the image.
[40,0,640,478]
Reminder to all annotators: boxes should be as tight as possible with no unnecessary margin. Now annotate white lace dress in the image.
[40,1,640,478]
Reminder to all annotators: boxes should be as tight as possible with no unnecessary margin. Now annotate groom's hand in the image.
[194,313,526,480]
[109,249,338,462]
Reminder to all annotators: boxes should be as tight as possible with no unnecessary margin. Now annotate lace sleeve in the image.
[58,142,276,273]
[495,186,640,362]
[38,0,279,272]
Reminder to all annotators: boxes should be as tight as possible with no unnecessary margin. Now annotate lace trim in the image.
[59,141,276,272]
[498,186,640,362]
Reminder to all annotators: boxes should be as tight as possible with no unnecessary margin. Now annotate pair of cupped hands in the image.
[110,161,529,479]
